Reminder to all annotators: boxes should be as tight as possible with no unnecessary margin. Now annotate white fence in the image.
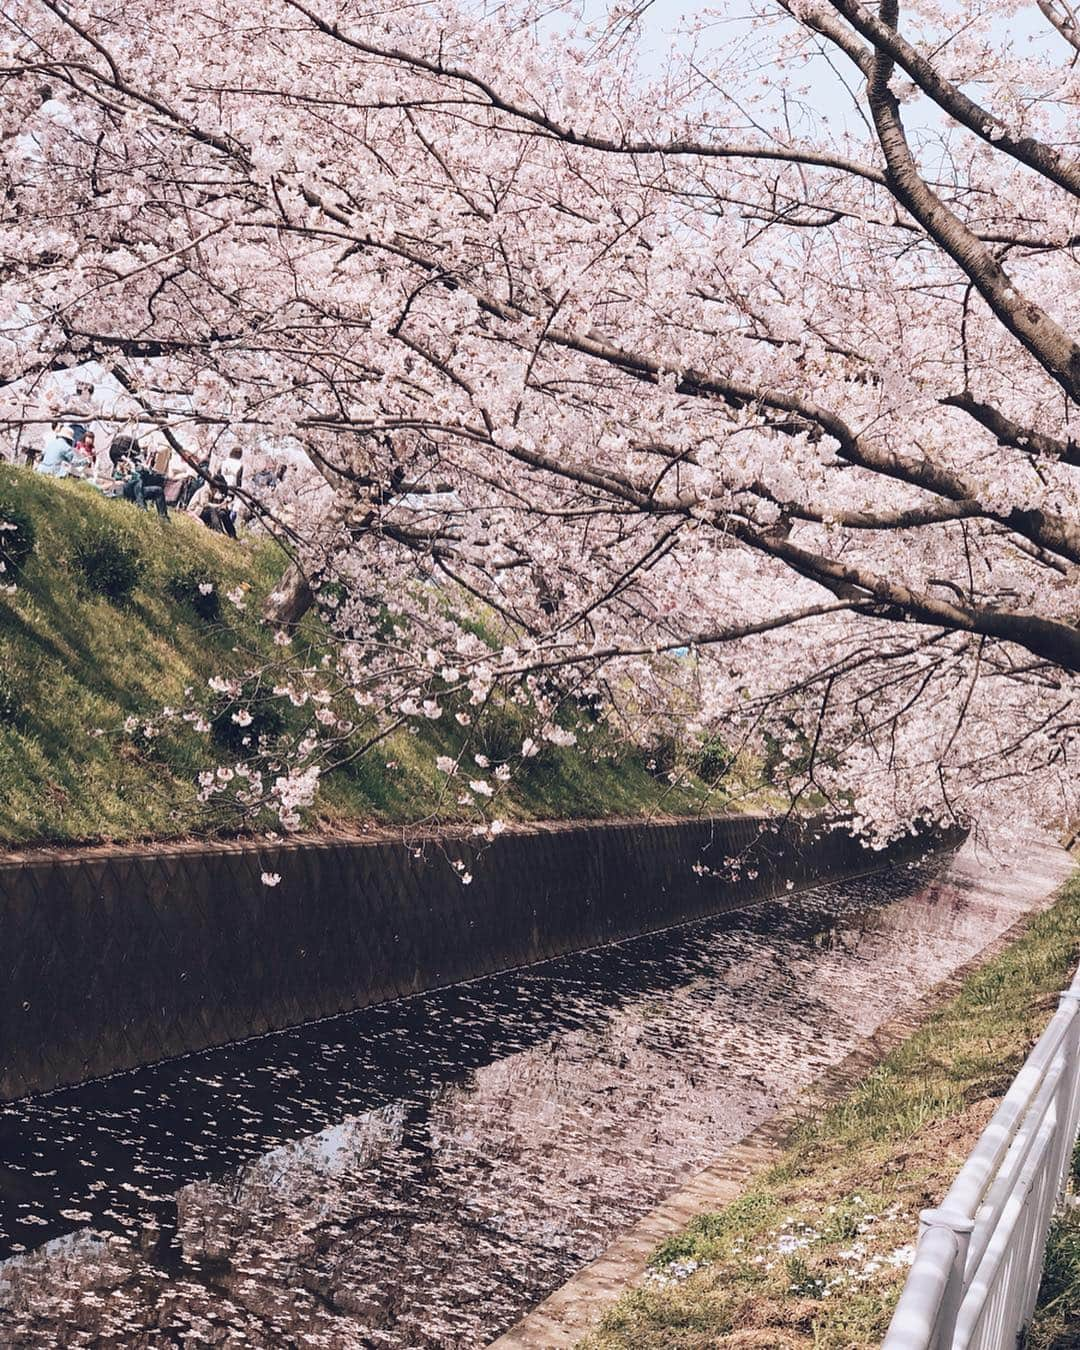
[883,961,1080,1349]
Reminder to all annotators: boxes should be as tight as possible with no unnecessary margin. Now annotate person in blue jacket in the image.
[36,424,76,476]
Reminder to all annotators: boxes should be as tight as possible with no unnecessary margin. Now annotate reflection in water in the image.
[0,853,1037,1346]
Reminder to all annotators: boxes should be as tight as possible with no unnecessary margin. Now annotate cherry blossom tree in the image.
[0,0,1077,841]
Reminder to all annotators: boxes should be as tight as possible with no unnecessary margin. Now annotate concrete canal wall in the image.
[0,816,953,1101]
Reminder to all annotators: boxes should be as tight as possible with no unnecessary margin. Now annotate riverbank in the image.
[571,855,1080,1350]
[0,466,755,848]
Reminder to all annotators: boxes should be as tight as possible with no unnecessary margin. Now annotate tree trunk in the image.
[264,560,315,628]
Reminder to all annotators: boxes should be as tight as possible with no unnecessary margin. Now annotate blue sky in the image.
[576,0,1073,139]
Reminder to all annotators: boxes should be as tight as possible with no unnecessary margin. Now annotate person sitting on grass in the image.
[70,430,97,478]
[166,448,200,506]
[109,437,169,518]
[137,455,169,518]
[177,457,210,509]
[217,446,245,528]
[109,437,140,496]
[186,475,236,537]
[218,446,244,492]
[36,424,75,476]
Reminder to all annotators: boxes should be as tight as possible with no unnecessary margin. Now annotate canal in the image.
[0,843,1059,1347]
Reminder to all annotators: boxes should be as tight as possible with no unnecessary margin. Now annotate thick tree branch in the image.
[732,523,1080,671]
[942,393,1080,468]
[861,0,1080,403]
[826,0,1080,195]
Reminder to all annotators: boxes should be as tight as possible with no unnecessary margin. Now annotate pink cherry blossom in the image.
[0,0,1075,844]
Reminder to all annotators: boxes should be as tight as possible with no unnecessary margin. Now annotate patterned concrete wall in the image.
[0,817,949,1101]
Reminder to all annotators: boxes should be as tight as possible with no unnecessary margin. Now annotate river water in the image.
[0,845,1057,1347]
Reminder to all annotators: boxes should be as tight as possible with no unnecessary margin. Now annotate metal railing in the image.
[883,961,1080,1350]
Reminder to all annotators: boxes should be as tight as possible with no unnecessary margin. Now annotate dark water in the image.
[0,854,1039,1347]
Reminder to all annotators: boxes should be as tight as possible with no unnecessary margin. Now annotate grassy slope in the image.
[0,466,745,847]
[580,872,1080,1350]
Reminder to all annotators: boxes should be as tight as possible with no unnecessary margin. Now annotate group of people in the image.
[37,423,98,479]
[30,422,250,538]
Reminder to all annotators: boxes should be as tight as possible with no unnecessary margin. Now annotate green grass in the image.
[580,872,1080,1349]
[0,466,754,846]
[1031,1149,1080,1350]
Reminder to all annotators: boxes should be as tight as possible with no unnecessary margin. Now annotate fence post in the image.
[1053,989,1080,1199]
[1016,987,1080,1342]
[917,1208,975,1348]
